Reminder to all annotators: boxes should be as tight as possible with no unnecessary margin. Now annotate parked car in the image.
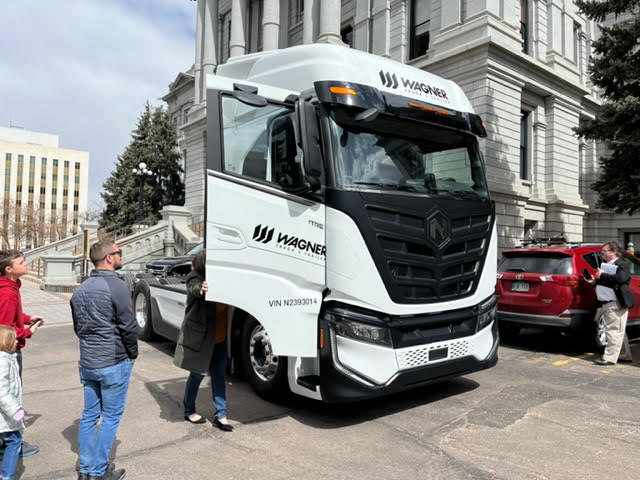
[144,242,203,277]
[495,243,640,346]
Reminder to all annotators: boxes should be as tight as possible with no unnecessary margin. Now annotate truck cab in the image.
[138,44,498,402]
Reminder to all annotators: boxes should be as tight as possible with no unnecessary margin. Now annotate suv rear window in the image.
[498,253,573,274]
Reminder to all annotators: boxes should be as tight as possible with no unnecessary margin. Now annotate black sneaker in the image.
[19,441,40,457]
[89,467,125,480]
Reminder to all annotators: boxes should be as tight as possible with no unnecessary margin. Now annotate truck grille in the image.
[365,204,492,303]
[396,339,471,369]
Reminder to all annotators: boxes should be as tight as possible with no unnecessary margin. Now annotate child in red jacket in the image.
[0,249,43,457]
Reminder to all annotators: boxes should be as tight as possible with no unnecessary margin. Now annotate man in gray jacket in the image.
[71,240,138,480]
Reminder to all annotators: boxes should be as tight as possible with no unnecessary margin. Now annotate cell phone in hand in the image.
[582,268,593,280]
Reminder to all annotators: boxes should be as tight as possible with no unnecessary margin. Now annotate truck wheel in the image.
[241,317,288,400]
[133,281,154,341]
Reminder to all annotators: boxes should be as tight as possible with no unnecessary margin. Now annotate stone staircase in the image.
[24,205,202,291]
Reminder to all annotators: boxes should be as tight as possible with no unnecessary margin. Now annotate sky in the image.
[0,0,196,210]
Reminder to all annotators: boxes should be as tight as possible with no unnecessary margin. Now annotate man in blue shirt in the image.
[71,240,138,480]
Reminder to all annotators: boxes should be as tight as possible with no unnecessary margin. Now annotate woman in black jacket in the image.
[173,252,233,431]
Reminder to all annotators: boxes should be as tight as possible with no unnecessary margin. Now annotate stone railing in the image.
[35,205,203,291]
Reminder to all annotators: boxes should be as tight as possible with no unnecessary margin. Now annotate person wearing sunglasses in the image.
[70,240,138,480]
[586,241,636,365]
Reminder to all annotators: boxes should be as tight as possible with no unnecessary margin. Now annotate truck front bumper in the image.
[318,318,499,403]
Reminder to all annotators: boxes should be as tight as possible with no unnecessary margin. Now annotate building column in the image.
[316,0,342,44]
[354,0,371,52]
[371,0,390,57]
[262,0,280,50]
[230,0,247,57]
[303,0,317,44]
[201,0,218,94]
[194,0,205,104]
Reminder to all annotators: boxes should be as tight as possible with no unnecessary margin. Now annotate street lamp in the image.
[132,162,154,222]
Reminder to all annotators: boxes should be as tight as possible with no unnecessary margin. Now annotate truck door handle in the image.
[213,226,243,245]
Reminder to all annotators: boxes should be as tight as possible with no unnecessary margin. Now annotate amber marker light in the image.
[318,328,325,349]
[330,86,357,95]
[408,102,423,109]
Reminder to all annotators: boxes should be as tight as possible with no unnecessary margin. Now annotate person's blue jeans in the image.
[183,342,228,419]
[77,358,133,476]
[0,430,22,479]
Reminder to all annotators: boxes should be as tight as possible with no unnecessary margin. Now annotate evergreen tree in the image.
[575,1,640,214]
[100,102,185,232]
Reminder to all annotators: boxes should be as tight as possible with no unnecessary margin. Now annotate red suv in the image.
[496,242,640,346]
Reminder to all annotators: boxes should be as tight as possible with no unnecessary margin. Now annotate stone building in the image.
[0,126,89,248]
[165,0,639,250]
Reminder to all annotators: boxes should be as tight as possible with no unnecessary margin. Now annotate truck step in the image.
[296,375,321,391]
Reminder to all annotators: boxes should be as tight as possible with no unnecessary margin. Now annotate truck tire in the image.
[133,281,154,341]
[241,317,288,400]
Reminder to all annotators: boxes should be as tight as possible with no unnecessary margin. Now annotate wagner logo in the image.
[253,224,274,244]
[252,224,326,258]
[379,69,449,101]
[379,70,399,89]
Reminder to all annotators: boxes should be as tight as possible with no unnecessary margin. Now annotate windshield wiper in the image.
[352,181,417,192]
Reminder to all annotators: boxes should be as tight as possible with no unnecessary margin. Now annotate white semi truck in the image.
[133,44,499,402]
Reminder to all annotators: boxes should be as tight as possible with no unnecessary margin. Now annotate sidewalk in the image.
[20,279,73,325]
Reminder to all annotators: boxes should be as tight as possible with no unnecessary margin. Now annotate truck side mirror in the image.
[296,99,322,192]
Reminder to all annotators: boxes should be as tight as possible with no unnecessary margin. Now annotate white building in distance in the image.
[165,0,639,250]
[0,126,89,248]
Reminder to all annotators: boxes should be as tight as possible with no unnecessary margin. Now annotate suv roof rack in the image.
[520,234,567,247]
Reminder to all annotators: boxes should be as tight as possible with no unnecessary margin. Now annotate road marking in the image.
[529,357,546,363]
[552,353,591,366]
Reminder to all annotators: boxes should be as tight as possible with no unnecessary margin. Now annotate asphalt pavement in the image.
[15,279,640,480]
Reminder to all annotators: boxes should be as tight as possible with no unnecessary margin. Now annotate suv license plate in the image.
[511,281,530,292]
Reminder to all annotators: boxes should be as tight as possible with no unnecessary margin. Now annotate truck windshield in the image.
[327,110,489,200]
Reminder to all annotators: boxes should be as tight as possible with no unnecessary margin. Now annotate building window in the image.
[17,155,23,164]
[40,187,46,194]
[52,188,57,195]
[4,153,10,163]
[53,159,58,167]
[74,175,80,184]
[41,157,47,165]
[29,156,35,165]
[520,0,530,54]
[28,186,34,193]
[51,203,56,209]
[573,22,581,63]
[41,172,46,180]
[219,10,232,64]
[75,162,80,170]
[410,1,431,59]
[64,160,69,168]
[290,0,303,25]
[74,205,79,212]
[74,190,79,197]
[520,110,531,180]
[16,185,22,193]
[52,174,58,182]
[341,24,354,48]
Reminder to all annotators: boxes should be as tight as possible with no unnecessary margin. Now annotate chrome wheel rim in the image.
[248,324,278,382]
[596,314,607,347]
[135,293,147,329]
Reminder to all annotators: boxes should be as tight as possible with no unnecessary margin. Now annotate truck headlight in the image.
[477,295,497,331]
[326,307,392,347]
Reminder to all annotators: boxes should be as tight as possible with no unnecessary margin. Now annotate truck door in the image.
[205,76,325,357]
